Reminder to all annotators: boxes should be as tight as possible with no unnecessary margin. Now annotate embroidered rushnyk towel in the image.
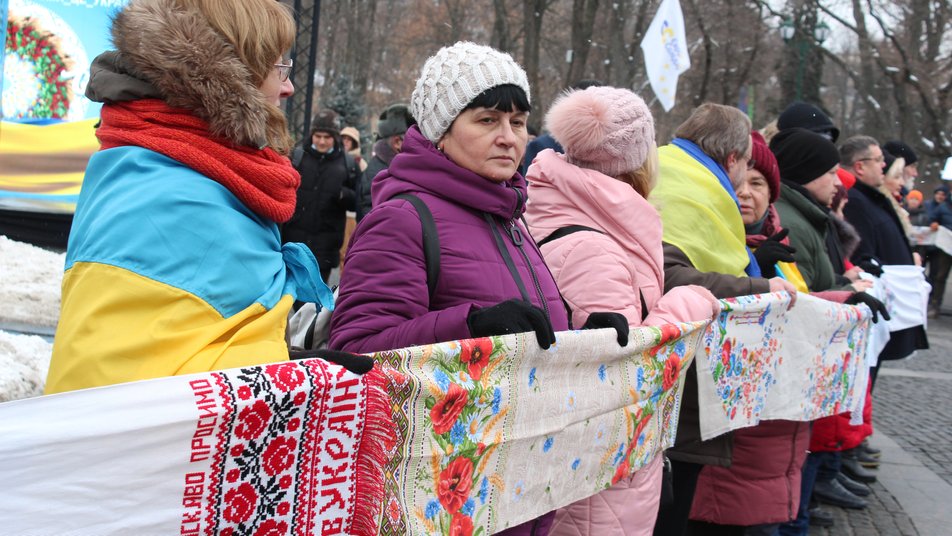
[0,359,392,536]
[696,292,872,440]
[373,322,709,535]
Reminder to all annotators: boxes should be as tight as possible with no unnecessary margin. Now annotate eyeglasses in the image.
[857,155,885,164]
[274,59,293,82]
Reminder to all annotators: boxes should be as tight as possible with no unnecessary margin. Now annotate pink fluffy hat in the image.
[545,86,655,177]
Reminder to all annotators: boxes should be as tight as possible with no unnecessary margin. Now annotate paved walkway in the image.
[809,313,952,536]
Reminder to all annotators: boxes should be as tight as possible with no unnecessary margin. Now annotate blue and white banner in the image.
[640,0,691,111]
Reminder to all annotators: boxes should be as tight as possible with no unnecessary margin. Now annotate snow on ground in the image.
[0,331,51,402]
[0,235,64,327]
[0,236,63,401]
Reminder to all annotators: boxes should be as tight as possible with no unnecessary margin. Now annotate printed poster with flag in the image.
[1,0,126,248]
[640,0,691,111]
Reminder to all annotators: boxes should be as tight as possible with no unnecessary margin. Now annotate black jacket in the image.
[845,181,913,266]
[356,139,397,222]
[283,143,359,267]
[844,180,928,359]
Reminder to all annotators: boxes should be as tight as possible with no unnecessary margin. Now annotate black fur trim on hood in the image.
[93,0,270,148]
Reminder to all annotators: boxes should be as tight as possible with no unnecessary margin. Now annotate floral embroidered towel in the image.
[696,292,872,440]
[0,359,393,536]
[373,322,709,535]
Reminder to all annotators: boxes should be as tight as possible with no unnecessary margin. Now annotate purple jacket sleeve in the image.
[328,201,474,354]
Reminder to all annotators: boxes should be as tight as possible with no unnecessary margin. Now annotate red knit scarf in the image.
[96,99,299,223]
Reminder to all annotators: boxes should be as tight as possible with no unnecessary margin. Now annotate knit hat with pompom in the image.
[411,42,530,143]
[544,86,654,177]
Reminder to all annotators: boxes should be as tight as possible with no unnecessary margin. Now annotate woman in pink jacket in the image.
[525,86,719,535]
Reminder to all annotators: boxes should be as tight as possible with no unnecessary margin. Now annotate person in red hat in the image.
[689,132,810,535]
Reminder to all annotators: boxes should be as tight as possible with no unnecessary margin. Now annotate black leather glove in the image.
[467,299,556,349]
[289,348,375,374]
[581,312,629,347]
[845,292,891,323]
[857,258,883,277]
[752,229,796,278]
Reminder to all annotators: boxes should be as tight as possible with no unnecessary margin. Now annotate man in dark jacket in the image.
[356,104,415,221]
[841,135,928,365]
[772,129,880,522]
[283,110,359,280]
[775,103,856,288]
[927,186,952,316]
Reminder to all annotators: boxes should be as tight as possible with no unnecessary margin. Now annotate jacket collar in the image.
[780,181,829,229]
[852,179,890,206]
[373,126,528,220]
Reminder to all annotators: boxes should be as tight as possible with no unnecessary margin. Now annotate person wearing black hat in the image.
[777,102,840,143]
[771,129,893,522]
[883,140,918,189]
[772,129,855,291]
[283,109,362,280]
[357,103,415,221]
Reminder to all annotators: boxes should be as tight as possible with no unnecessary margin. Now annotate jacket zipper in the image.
[506,219,552,324]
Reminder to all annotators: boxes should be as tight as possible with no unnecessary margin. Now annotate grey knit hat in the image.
[410,41,531,143]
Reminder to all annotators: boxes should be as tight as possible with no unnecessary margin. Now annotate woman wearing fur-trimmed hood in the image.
[46,0,334,394]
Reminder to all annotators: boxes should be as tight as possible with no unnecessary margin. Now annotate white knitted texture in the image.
[411,42,530,143]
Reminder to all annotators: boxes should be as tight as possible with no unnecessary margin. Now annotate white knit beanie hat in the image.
[410,41,531,144]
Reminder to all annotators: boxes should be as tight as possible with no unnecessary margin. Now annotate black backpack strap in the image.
[535,224,650,323]
[639,289,649,323]
[393,194,440,298]
[537,224,605,248]
[484,213,532,303]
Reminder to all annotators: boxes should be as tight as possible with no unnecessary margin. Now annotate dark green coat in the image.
[774,183,838,292]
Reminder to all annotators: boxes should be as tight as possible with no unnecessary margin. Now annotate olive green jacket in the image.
[774,183,838,292]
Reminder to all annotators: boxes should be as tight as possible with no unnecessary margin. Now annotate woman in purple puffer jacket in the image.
[329,42,612,536]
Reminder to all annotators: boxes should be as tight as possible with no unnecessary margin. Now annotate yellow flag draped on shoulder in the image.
[651,144,750,277]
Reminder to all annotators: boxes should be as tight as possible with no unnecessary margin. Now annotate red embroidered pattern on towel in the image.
[175,360,385,536]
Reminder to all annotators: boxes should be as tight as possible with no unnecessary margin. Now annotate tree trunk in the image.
[564,0,600,87]
[522,0,548,129]
[491,0,512,53]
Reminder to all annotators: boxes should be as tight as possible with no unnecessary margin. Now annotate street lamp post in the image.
[780,18,830,101]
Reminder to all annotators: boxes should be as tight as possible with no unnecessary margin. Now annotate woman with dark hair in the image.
[46,0,333,393]
[329,42,591,535]
[330,42,567,356]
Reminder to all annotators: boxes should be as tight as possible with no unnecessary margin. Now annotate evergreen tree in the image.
[324,74,367,138]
